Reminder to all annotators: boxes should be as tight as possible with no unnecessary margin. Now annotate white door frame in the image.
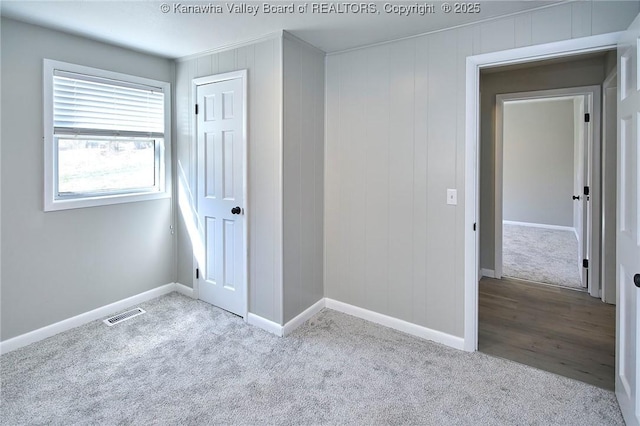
[494,86,601,297]
[464,32,622,352]
[191,70,249,319]
[601,68,618,305]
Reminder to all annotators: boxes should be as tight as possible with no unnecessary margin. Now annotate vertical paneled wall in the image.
[175,38,283,323]
[324,1,638,338]
[282,34,325,323]
[326,33,464,336]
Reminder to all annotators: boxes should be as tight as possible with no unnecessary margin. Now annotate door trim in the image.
[601,67,618,304]
[191,70,249,319]
[494,86,601,298]
[464,32,622,352]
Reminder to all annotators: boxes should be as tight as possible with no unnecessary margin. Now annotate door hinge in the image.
[583,259,589,268]
[583,186,590,196]
[473,223,477,231]
[196,268,200,279]
[195,104,199,115]
[584,113,590,123]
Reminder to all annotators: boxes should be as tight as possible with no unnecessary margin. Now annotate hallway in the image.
[479,277,615,390]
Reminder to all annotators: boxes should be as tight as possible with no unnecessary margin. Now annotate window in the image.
[43,59,171,211]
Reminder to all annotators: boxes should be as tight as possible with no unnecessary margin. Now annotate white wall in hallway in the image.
[503,99,575,227]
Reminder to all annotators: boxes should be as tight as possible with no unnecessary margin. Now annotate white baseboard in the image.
[233,297,467,353]
[174,282,195,298]
[282,299,325,336]
[247,299,326,337]
[503,220,575,233]
[0,282,180,355]
[247,313,283,337]
[2,288,466,355]
[480,269,496,278]
[324,298,465,351]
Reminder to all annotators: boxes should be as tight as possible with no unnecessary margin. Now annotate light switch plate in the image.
[447,189,457,205]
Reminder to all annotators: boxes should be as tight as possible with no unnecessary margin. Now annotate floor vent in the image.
[103,308,146,326]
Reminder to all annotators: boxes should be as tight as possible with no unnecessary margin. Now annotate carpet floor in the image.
[0,293,622,425]
[503,224,583,289]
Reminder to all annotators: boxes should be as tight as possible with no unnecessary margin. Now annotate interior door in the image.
[616,13,640,426]
[574,93,596,293]
[573,96,587,287]
[196,72,246,317]
[584,94,596,295]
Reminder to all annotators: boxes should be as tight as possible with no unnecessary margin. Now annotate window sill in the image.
[44,190,171,212]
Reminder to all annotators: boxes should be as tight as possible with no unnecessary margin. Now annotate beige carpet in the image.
[503,223,583,290]
[0,292,622,425]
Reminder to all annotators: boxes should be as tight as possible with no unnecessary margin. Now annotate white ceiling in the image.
[1,1,563,59]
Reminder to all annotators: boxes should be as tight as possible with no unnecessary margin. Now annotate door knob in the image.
[231,206,241,215]
[572,195,581,200]
[635,274,640,288]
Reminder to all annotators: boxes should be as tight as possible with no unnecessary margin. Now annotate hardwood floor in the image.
[479,277,616,390]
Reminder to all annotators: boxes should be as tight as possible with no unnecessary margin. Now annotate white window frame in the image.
[43,59,172,211]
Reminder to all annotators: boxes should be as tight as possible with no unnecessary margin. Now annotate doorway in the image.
[494,87,600,293]
[474,51,617,389]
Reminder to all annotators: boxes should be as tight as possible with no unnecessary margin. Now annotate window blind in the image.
[53,70,165,138]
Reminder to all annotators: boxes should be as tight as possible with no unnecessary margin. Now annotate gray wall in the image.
[1,18,175,340]
[282,34,325,323]
[325,1,638,338]
[326,32,465,335]
[479,55,611,271]
[175,37,284,323]
[503,99,575,226]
